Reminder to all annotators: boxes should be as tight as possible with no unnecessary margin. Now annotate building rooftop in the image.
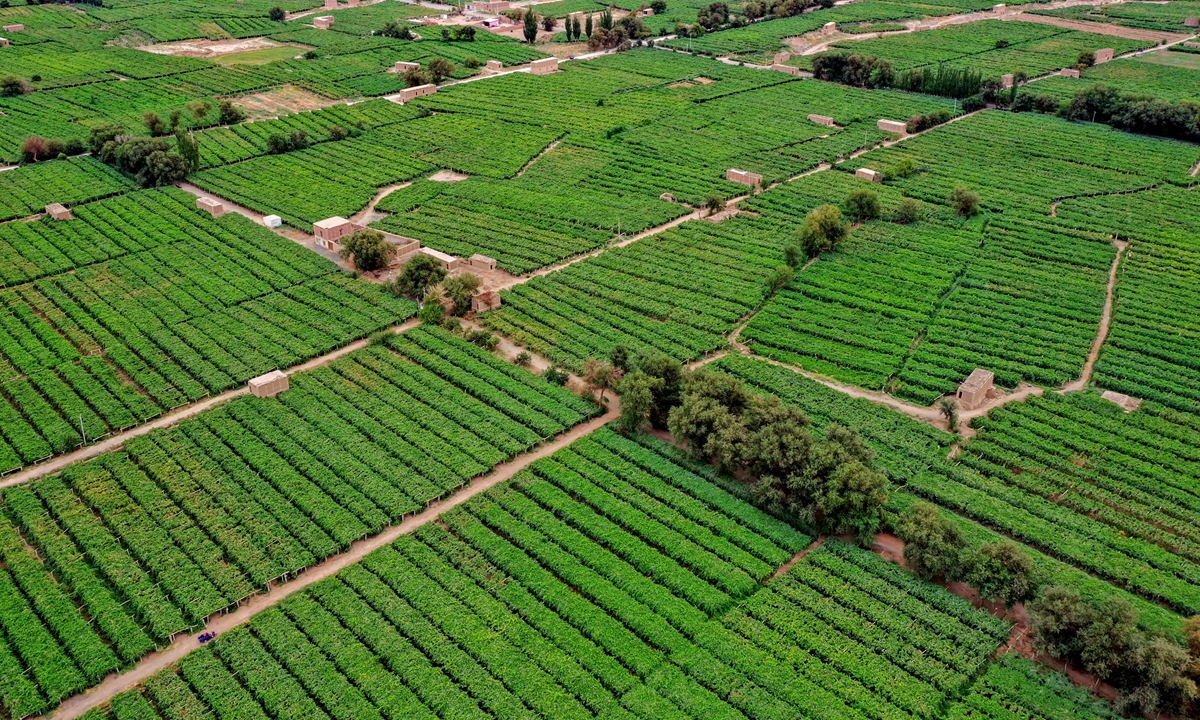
[960,368,994,392]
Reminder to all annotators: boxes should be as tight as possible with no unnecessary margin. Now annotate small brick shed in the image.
[770,63,801,76]
[313,216,356,250]
[956,369,994,411]
[472,290,501,313]
[1094,47,1114,64]
[808,114,836,127]
[419,246,460,271]
[855,168,882,183]
[313,15,334,28]
[394,61,421,73]
[486,60,503,71]
[196,197,225,218]
[398,84,436,103]
[1060,67,1080,78]
[469,254,496,271]
[3,24,24,32]
[727,168,763,189]
[877,119,907,134]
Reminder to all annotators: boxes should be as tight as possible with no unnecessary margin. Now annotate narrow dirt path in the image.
[1060,239,1126,394]
[0,318,420,491]
[349,182,412,225]
[48,396,619,720]
[515,138,561,177]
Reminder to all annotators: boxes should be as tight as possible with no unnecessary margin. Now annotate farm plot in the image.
[1029,55,1200,103]
[481,213,784,369]
[815,21,1147,78]
[196,97,422,168]
[377,114,563,179]
[1053,186,1200,414]
[373,176,684,275]
[0,326,592,717]
[713,353,1187,636]
[856,109,1199,214]
[0,157,133,224]
[0,188,416,466]
[1028,1,1200,33]
[948,654,1121,719]
[191,133,435,230]
[71,428,1022,720]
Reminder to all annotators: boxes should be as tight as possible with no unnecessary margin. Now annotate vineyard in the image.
[56,430,1020,720]
[0,187,416,468]
[0,325,593,717]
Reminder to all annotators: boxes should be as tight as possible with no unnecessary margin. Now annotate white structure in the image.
[263,214,282,228]
[877,119,907,134]
[249,370,289,398]
[855,168,882,183]
[822,21,836,34]
[530,57,559,74]
[0,38,9,47]
[196,197,225,218]
[1001,73,1014,88]
[992,3,1005,12]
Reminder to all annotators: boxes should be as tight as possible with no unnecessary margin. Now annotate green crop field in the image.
[0,6,1198,719]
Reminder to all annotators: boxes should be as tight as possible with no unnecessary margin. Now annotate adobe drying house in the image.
[877,119,907,135]
[249,370,290,398]
[956,368,996,411]
[1094,47,1114,64]
[770,63,801,76]
[196,197,225,218]
[1060,67,1081,78]
[3,24,24,32]
[726,168,763,189]
[486,60,503,71]
[44,203,72,220]
[394,61,421,73]
[855,168,882,183]
[397,84,436,103]
[472,289,501,313]
[808,114,836,127]
[469,254,497,271]
[419,246,460,271]
[313,15,334,29]
[530,57,559,75]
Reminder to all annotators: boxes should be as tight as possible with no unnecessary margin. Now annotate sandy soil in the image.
[428,169,471,182]
[139,36,288,58]
[233,85,344,119]
[1060,240,1127,393]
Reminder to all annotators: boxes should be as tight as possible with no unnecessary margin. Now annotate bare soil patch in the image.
[428,169,470,182]
[233,86,344,119]
[139,36,288,58]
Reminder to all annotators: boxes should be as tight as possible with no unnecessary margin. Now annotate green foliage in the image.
[948,185,980,216]
[842,188,881,221]
[793,204,849,258]
[893,196,922,224]
[339,229,394,272]
[896,501,967,581]
[393,254,448,300]
[440,273,482,315]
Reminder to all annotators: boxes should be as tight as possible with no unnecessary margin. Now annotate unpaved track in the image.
[49,396,619,720]
[0,318,419,490]
[1060,239,1126,393]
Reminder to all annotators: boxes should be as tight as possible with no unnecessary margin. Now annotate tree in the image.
[541,13,555,31]
[175,127,200,172]
[964,540,1035,609]
[402,66,429,87]
[897,502,967,580]
[1117,634,1197,717]
[543,366,570,385]
[0,75,28,97]
[381,20,409,37]
[392,254,447,299]
[894,197,922,224]
[269,5,285,21]
[766,264,794,295]
[843,188,881,221]
[463,55,481,69]
[617,370,663,434]
[87,123,124,154]
[340,230,394,272]
[937,396,958,431]
[1029,585,1087,659]
[140,149,189,186]
[329,125,348,141]
[429,57,455,83]
[582,359,623,406]
[1076,49,1095,68]
[441,273,482,315]
[585,13,593,37]
[186,100,211,123]
[792,204,849,258]
[514,351,532,367]
[703,192,726,216]
[168,109,183,130]
[949,185,981,216]
[798,424,887,544]
[20,136,50,163]
[571,16,581,39]
[218,100,245,125]
[599,6,613,30]
[1079,596,1138,678]
[142,111,168,136]
[638,352,682,428]
[610,344,631,372]
[418,300,445,324]
[303,49,319,59]
[523,10,539,42]
[650,0,666,12]
[266,133,290,154]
